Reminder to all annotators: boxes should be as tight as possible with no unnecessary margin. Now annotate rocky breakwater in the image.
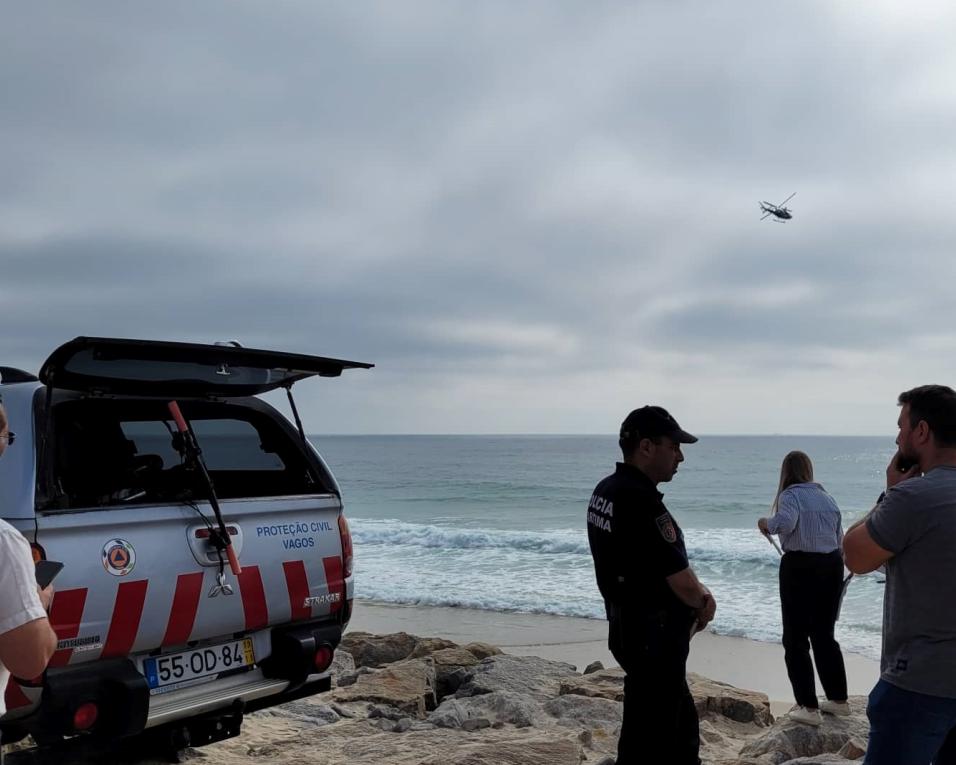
[201,631,779,765]
[5,632,872,764]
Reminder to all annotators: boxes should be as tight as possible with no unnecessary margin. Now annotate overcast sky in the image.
[2,2,955,435]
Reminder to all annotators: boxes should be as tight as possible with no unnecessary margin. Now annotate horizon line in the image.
[308,432,894,439]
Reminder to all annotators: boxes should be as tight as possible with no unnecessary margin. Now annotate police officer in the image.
[587,405,715,765]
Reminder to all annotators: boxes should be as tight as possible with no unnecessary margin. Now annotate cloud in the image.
[2,1,956,433]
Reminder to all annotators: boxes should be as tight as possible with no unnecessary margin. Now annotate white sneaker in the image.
[820,699,851,716]
[789,705,822,726]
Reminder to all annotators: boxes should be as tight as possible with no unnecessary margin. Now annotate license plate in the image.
[144,638,255,690]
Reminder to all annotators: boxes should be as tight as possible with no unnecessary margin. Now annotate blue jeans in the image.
[864,680,956,764]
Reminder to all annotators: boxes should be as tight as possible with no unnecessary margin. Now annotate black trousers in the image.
[610,608,701,765]
[779,550,848,708]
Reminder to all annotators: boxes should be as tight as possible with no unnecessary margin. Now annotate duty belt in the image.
[606,601,671,624]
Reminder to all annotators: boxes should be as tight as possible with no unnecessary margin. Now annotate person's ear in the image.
[916,420,932,445]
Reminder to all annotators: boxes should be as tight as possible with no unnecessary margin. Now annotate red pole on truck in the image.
[167,400,242,576]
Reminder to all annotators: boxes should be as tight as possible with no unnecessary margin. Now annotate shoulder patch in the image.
[655,513,677,544]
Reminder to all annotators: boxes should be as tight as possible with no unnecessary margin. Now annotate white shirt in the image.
[0,519,47,716]
[766,481,844,553]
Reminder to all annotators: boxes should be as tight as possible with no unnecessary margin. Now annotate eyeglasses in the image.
[0,432,15,445]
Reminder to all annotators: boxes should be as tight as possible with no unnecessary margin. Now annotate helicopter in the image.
[759,192,796,222]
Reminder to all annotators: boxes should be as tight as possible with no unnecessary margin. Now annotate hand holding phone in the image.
[895,452,915,472]
[35,560,64,589]
[888,451,919,489]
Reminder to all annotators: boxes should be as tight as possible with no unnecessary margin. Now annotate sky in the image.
[2,2,956,435]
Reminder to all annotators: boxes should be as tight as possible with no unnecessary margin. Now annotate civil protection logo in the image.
[102,538,136,576]
[655,513,677,544]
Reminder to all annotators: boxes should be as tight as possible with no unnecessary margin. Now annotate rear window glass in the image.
[44,399,326,510]
[121,419,285,472]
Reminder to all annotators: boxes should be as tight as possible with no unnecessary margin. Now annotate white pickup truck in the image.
[0,337,371,755]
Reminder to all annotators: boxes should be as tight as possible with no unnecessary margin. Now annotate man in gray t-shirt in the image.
[868,467,956,695]
[844,385,956,765]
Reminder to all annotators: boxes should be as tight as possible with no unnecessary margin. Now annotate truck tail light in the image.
[313,645,334,673]
[338,515,353,578]
[73,701,99,731]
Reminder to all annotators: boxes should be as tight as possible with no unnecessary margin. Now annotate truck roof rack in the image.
[0,366,39,384]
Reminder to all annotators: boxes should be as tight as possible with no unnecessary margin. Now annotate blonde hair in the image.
[770,450,814,515]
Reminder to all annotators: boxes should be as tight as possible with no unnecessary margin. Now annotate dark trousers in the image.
[779,549,848,708]
[610,608,701,765]
[863,680,956,764]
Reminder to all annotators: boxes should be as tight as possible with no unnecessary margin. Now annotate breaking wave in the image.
[350,518,589,555]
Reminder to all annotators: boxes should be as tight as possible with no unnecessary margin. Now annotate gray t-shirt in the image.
[867,466,956,697]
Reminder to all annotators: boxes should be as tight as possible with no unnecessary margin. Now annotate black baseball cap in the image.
[619,405,698,444]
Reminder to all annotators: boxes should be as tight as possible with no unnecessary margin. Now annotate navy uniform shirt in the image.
[587,462,692,620]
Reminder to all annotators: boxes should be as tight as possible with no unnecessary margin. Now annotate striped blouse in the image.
[766,481,843,553]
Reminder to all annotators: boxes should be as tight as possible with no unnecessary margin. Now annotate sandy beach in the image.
[349,600,880,716]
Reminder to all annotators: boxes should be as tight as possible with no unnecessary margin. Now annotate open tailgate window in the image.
[39,337,373,397]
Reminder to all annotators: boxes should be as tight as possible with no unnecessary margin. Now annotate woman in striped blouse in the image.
[757,450,849,726]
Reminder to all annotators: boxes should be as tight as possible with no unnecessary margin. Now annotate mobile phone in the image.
[35,560,64,589]
[895,453,916,473]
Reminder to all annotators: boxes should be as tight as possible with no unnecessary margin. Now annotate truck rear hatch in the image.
[39,336,372,397]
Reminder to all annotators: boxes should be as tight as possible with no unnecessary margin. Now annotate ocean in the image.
[311,435,893,660]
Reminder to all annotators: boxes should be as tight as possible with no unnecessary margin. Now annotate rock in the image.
[336,665,373,687]
[700,719,727,745]
[583,661,604,674]
[329,701,358,718]
[543,693,623,730]
[393,718,414,733]
[736,696,869,764]
[410,637,460,657]
[418,736,583,765]
[461,718,491,732]
[431,647,480,668]
[368,705,407,721]
[238,718,588,765]
[455,654,579,701]
[429,690,545,729]
[332,658,437,717]
[261,700,340,726]
[462,641,503,660]
[689,673,773,726]
[559,668,626,702]
[329,648,355,680]
[339,631,419,668]
[428,647,480,698]
[558,668,773,763]
[371,718,396,732]
[372,717,395,733]
[838,738,866,759]
[443,667,472,696]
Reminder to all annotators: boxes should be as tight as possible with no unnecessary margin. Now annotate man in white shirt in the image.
[0,400,57,727]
